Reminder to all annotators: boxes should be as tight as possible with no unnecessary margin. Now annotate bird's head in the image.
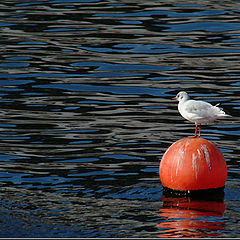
[172,91,189,102]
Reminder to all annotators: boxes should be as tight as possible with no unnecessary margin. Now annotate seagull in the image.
[173,91,231,137]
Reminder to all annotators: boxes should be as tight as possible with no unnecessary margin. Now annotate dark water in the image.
[0,0,240,238]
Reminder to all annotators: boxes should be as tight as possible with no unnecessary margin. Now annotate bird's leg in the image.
[194,123,198,138]
[198,124,201,137]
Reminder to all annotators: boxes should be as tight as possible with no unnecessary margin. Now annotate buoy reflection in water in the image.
[157,196,226,238]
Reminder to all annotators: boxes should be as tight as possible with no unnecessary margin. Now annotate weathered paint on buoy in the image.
[159,137,227,191]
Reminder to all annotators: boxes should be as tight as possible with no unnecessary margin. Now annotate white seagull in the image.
[173,91,231,137]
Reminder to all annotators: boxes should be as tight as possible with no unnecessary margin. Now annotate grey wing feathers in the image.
[185,100,212,114]
[185,100,230,119]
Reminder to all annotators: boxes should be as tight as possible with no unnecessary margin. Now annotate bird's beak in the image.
[172,97,176,100]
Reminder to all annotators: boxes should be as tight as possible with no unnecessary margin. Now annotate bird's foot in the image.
[189,135,200,138]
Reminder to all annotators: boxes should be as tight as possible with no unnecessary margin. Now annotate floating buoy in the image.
[159,137,227,193]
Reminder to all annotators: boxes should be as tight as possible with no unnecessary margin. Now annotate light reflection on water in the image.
[0,0,240,237]
[158,196,226,238]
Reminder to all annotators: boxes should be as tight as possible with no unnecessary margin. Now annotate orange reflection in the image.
[157,196,226,238]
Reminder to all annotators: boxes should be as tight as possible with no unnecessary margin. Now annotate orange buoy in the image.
[159,137,227,192]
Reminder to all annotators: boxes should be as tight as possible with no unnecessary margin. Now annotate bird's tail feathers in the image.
[214,103,231,118]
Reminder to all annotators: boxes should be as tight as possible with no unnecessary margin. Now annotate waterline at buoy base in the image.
[159,137,227,192]
[162,186,225,200]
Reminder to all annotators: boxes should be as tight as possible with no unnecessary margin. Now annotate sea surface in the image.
[0,0,240,237]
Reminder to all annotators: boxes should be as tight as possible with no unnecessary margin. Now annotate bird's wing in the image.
[184,100,213,119]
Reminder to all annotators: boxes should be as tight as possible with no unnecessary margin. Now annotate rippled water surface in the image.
[0,0,240,237]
